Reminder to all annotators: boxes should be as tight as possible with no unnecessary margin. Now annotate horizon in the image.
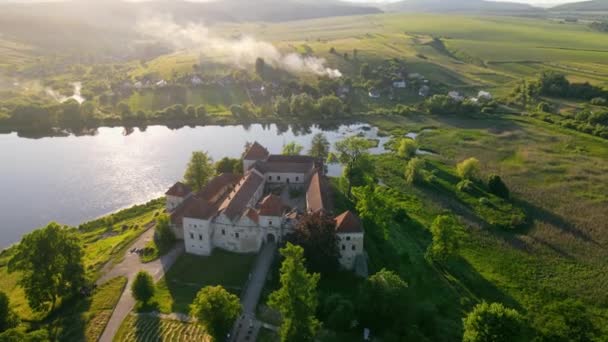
[0,0,589,7]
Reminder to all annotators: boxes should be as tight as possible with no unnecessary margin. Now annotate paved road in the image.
[231,242,276,342]
[98,227,184,342]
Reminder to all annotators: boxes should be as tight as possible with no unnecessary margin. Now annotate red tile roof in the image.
[259,194,286,217]
[306,172,324,213]
[244,208,260,223]
[198,173,239,201]
[306,171,332,213]
[243,142,270,160]
[219,170,265,221]
[253,160,315,174]
[266,155,316,164]
[165,182,192,197]
[182,197,217,221]
[335,211,363,234]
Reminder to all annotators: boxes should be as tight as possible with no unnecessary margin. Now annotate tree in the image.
[457,157,481,180]
[398,139,418,159]
[190,286,241,342]
[332,136,373,196]
[255,57,266,78]
[309,133,330,160]
[195,105,207,119]
[154,214,176,252]
[426,215,464,262]
[131,271,155,304]
[0,292,19,333]
[404,157,425,185]
[215,157,243,174]
[535,299,598,342]
[290,93,317,117]
[274,96,291,116]
[488,175,510,199]
[282,142,304,156]
[288,212,340,273]
[360,63,372,79]
[183,151,214,191]
[268,243,320,342]
[318,95,343,116]
[8,223,85,313]
[359,269,408,331]
[463,302,525,342]
[321,294,355,330]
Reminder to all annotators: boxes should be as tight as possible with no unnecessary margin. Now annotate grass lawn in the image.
[0,199,164,321]
[114,314,209,342]
[360,112,608,337]
[146,250,256,314]
[46,276,127,342]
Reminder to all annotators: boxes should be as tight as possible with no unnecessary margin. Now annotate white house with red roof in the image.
[166,142,366,271]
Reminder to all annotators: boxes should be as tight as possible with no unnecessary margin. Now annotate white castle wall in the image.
[337,232,365,270]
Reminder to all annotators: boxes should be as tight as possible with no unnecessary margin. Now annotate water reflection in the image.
[0,122,389,248]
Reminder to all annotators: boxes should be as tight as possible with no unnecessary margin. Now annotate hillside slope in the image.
[551,0,608,11]
[386,0,541,13]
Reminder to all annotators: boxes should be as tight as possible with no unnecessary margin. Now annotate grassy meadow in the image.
[364,112,608,337]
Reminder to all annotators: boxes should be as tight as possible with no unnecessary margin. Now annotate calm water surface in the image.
[0,123,390,248]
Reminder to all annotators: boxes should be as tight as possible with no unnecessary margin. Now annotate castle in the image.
[165,142,365,270]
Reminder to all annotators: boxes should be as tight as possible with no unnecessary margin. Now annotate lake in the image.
[0,123,391,248]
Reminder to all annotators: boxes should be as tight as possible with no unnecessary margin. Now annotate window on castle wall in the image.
[235,233,240,239]
[190,233,194,239]
[342,244,346,250]
[269,221,272,226]
[352,245,356,251]
[296,177,299,182]
[346,236,351,241]
[269,176,272,181]
[277,176,281,181]
[199,235,203,241]
[222,229,225,235]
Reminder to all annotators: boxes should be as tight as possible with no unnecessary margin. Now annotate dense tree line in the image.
[533,71,608,101]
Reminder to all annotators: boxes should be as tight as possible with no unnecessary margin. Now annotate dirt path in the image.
[97,227,184,342]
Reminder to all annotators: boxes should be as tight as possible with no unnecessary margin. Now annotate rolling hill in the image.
[551,0,608,11]
[386,0,542,14]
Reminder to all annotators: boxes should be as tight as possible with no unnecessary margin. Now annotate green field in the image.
[114,314,209,342]
[145,250,256,315]
[0,200,163,321]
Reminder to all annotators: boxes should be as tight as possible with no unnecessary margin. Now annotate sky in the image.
[0,0,585,6]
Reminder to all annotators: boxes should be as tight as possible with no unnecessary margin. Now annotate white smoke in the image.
[136,16,342,79]
[46,82,86,104]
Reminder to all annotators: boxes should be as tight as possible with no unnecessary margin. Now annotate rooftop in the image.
[166,182,192,198]
[259,194,286,217]
[219,170,265,221]
[306,171,331,213]
[243,142,270,161]
[198,173,239,201]
[335,211,363,234]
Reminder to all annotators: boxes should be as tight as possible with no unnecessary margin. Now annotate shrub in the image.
[397,138,418,159]
[405,158,426,185]
[488,175,510,199]
[463,302,525,342]
[457,157,481,180]
[537,101,552,113]
[321,294,355,330]
[131,271,155,304]
[590,97,607,106]
[457,180,474,193]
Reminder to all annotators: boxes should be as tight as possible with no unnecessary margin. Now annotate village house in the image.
[448,91,465,102]
[166,142,366,271]
[419,85,431,97]
[392,80,407,89]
